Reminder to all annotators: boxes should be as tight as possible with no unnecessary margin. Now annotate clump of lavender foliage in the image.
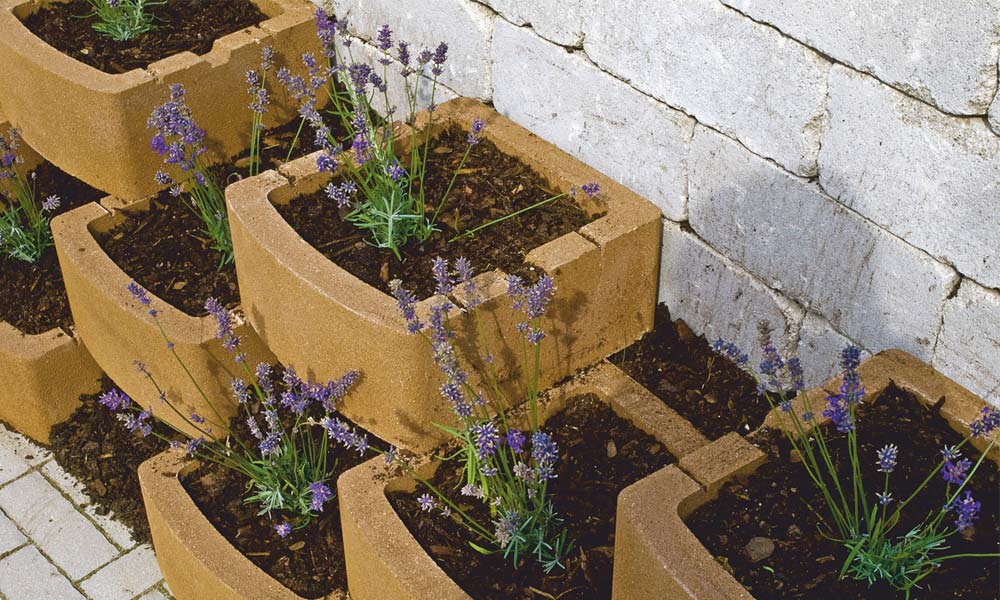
[103,282,369,527]
[85,0,161,42]
[148,83,232,266]
[711,325,999,596]
[390,258,571,572]
[0,128,61,263]
[278,9,600,258]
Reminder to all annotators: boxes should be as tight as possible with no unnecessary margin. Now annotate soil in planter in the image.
[0,161,106,334]
[687,386,1000,599]
[610,304,766,440]
[22,0,266,75]
[387,394,676,600]
[97,119,332,317]
[183,436,373,598]
[49,378,172,544]
[277,124,603,299]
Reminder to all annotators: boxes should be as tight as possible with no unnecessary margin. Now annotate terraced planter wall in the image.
[51,200,275,437]
[227,98,662,452]
[139,450,346,600]
[0,0,319,201]
[612,350,1000,599]
[337,361,731,600]
[0,114,102,444]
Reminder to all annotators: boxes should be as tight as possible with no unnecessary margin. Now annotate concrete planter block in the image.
[51,200,275,437]
[139,451,344,600]
[613,350,999,598]
[0,0,319,201]
[227,98,662,452]
[0,114,101,444]
[338,361,710,600]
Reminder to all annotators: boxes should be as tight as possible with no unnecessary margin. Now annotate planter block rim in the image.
[337,360,710,600]
[616,349,1000,600]
[139,449,345,600]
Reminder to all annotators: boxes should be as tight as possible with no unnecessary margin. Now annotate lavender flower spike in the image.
[309,481,334,512]
[875,444,898,473]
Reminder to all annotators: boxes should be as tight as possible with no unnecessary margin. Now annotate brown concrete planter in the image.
[337,360,723,600]
[0,0,319,201]
[612,349,1000,599]
[139,450,345,600]
[51,200,275,437]
[227,98,663,452]
[0,114,102,444]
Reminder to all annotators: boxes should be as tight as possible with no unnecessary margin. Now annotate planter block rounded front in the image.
[338,361,713,600]
[0,0,319,201]
[139,450,344,600]
[612,350,1000,599]
[52,201,275,437]
[228,98,663,452]
[0,114,101,444]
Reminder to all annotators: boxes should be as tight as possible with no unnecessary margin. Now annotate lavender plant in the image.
[149,83,232,266]
[102,282,370,527]
[279,9,596,259]
[0,128,61,263]
[246,46,276,177]
[712,326,1000,597]
[390,258,571,572]
[85,0,161,42]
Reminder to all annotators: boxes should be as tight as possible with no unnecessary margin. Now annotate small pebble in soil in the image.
[744,537,776,563]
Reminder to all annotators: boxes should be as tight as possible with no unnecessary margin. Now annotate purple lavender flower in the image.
[418,493,436,512]
[316,152,338,173]
[326,180,358,208]
[384,446,397,466]
[99,389,131,412]
[376,24,393,51]
[941,458,972,485]
[205,297,241,355]
[315,8,338,57]
[309,482,333,512]
[467,118,486,145]
[950,490,981,531]
[472,421,500,460]
[246,415,263,440]
[390,280,424,334]
[259,432,281,456]
[494,510,520,549]
[505,429,526,454]
[386,161,406,182]
[275,522,292,538]
[581,182,600,198]
[941,445,962,461]
[124,408,152,437]
[397,41,411,69]
[876,491,893,506]
[41,195,60,212]
[876,444,898,473]
[147,84,207,176]
[127,281,152,306]
[531,431,559,481]
[431,42,448,76]
[461,483,483,499]
[822,345,866,433]
[185,437,205,456]
[970,406,1000,438]
[431,256,454,296]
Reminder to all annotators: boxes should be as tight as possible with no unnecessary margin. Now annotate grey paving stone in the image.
[41,461,136,550]
[0,545,84,600]
[80,545,162,600]
[0,472,118,580]
[0,511,25,556]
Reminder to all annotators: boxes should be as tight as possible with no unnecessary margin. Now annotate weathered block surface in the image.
[795,312,865,385]
[690,125,958,359]
[934,280,1000,407]
[479,0,584,46]
[659,219,803,368]
[493,20,694,220]
[990,65,1000,135]
[820,66,1000,289]
[333,0,494,100]
[584,0,829,176]
[722,0,1000,115]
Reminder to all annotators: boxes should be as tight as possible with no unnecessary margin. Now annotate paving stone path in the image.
[0,424,169,600]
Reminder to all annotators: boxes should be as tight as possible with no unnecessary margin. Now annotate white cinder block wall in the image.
[322,0,1000,404]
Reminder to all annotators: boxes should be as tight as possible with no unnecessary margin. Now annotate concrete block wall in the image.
[324,0,1000,404]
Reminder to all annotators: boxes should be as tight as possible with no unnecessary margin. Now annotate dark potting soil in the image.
[610,304,766,440]
[96,119,322,317]
[49,378,172,544]
[0,161,106,334]
[277,125,602,299]
[687,386,1000,599]
[183,439,372,598]
[387,394,676,600]
[22,0,266,75]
